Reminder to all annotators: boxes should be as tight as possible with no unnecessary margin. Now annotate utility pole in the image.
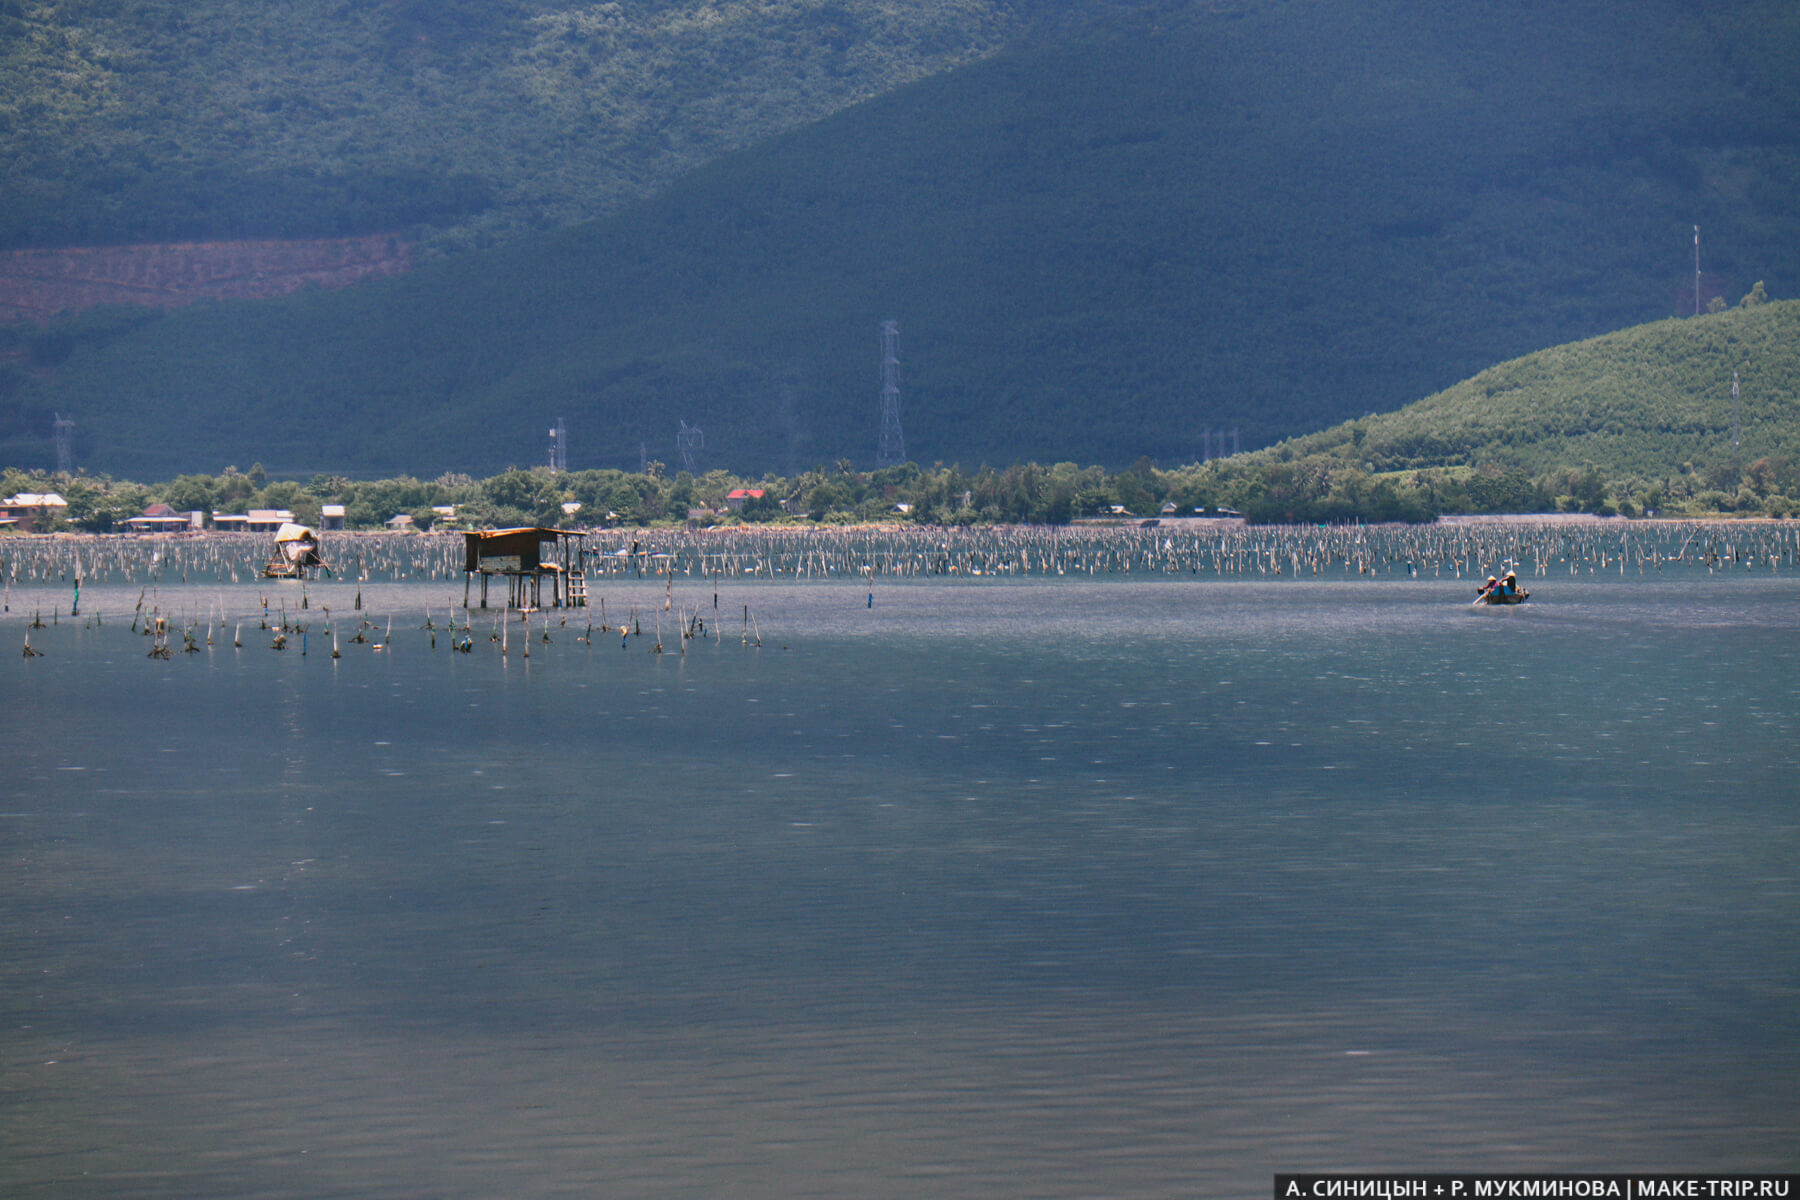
[1694,225,1701,317]
[876,319,904,468]
[1732,369,1740,472]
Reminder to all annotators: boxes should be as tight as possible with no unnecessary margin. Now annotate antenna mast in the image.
[548,418,567,473]
[876,319,904,468]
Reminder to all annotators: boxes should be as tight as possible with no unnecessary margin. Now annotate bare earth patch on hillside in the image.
[0,235,414,322]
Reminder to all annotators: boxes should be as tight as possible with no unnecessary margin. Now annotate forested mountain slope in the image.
[0,0,1020,253]
[6,0,1799,478]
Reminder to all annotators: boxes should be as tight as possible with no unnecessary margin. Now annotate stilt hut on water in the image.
[463,528,588,610]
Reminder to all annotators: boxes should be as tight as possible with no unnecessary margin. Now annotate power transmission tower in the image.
[876,319,904,468]
[53,413,74,475]
[677,420,703,475]
[548,418,567,473]
[776,362,807,478]
[1199,426,1238,461]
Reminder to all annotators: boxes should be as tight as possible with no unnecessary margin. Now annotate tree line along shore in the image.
[5,450,1800,537]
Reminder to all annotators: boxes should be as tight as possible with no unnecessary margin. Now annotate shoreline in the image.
[2,513,1795,542]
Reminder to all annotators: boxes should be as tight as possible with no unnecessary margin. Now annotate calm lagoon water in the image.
[3,571,1797,1197]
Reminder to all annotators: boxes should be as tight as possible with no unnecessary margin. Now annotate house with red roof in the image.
[725,488,766,512]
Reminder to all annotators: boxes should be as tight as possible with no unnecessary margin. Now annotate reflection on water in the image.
[3,576,1797,1197]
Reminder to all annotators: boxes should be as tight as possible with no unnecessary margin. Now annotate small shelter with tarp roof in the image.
[263,522,332,579]
[463,527,588,610]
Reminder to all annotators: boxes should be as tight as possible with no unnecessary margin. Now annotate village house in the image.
[213,508,293,532]
[725,488,766,512]
[120,503,197,532]
[0,492,68,532]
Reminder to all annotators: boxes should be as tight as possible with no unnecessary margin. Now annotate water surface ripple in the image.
[3,573,1796,1197]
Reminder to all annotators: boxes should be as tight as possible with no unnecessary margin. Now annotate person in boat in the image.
[1499,570,1525,600]
[1478,575,1499,601]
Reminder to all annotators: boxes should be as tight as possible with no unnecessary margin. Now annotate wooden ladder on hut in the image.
[566,571,588,607]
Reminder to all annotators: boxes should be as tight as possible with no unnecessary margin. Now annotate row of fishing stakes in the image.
[12,580,762,663]
[9,522,1789,662]
[6,523,1796,593]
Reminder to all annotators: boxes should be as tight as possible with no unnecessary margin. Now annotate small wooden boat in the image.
[1475,588,1529,605]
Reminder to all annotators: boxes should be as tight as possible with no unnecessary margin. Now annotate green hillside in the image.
[0,0,1018,253]
[1268,299,1800,476]
[1172,299,1800,521]
[6,0,1800,478]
